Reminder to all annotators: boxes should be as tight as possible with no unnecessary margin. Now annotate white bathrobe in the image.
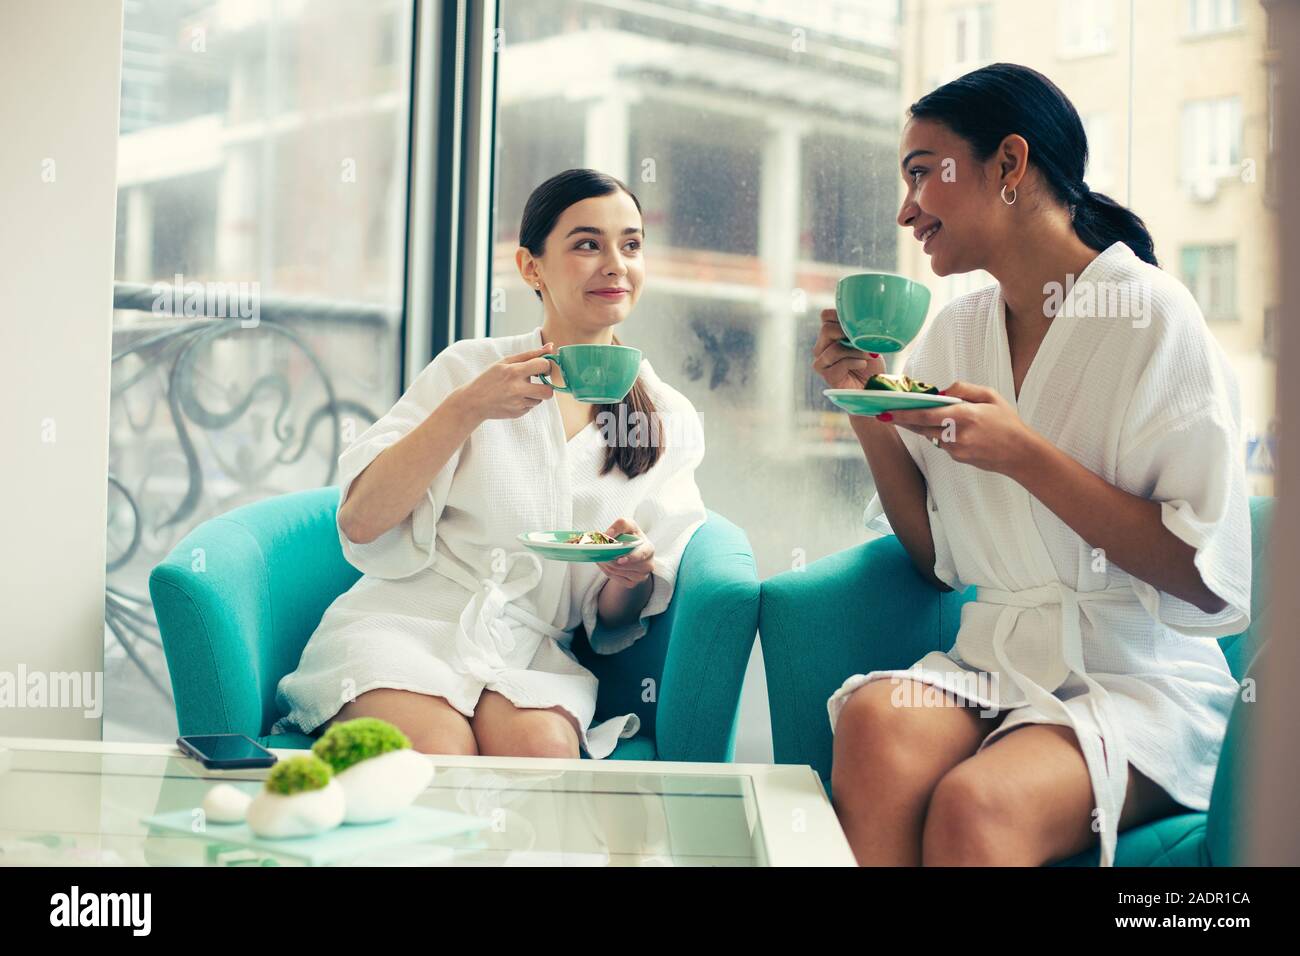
[273,326,708,759]
[827,241,1252,866]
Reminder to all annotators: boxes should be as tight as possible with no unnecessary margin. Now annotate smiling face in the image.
[897,116,1018,277]
[518,190,645,332]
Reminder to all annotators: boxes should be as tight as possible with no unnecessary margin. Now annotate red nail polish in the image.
[938,389,946,396]
[878,412,893,422]
[869,352,880,357]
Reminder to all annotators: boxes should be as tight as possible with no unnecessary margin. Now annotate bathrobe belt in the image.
[975,583,1138,867]
[431,550,569,684]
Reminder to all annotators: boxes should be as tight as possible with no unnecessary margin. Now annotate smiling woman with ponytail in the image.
[904,61,1158,267]
[814,63,1252,870]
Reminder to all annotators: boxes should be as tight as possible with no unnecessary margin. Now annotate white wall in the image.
[0,0,124,739]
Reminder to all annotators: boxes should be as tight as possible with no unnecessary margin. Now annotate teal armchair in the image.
[759,496,1275,866]
[149,487,760,763]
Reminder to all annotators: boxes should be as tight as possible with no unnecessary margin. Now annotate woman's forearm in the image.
[338,386,482,546]
[1009,432,1227,614]
[596,574,655,630]
[852,415,950,591]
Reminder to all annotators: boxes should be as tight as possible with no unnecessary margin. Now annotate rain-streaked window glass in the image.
[491,0,904,580]
[490,0,1280,591]
[107,0,414,740]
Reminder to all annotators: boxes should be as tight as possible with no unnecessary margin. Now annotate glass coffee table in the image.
[0,737,854,866]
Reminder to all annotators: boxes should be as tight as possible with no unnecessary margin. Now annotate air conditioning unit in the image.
[1190,173,1219,203]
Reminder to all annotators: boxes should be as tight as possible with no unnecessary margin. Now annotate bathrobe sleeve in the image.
[861,350,966,591]
[336,348,469,580]
[1116,310,1253,637]
[862,343,928,534]
[579,402,709,655]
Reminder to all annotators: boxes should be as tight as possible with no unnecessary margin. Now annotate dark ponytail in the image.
[519,168,664,480]
[909,63,1158,266]
[1071,185,1157,267]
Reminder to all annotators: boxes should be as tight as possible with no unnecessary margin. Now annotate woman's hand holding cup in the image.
[811,309,885,390]
[454,342,557,422]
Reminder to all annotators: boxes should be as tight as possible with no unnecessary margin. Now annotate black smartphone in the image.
[177,734,278,770]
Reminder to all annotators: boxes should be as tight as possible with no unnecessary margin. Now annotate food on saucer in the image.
[564,531,619,545]
[864,372,940,395]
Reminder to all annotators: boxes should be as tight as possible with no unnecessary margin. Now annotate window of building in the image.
[1059,0,1115,58]
[1186,0,1242,36]
[947,3,993,78]
[1181,96,1243,195]
[1181,244,1238,321]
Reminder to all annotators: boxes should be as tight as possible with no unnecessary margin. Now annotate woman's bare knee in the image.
[472,695,580,758]
[833,679,994,786]
[323,687,477,756]
[509,726,580,759]
[921,761,1021,865]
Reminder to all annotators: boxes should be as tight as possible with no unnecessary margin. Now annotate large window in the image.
[488,0,1279,595]
[107,0,415,741]
[101,0,1277,753]
[490,0,902,586]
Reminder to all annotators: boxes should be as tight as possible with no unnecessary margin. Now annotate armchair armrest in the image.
[759,533,974,781]
[655,511,761,762]
[149,488,358,740]
[576,510,760,763]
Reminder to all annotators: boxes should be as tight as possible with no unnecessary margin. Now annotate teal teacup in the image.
[540,344,642,404]
[835,273,931,353]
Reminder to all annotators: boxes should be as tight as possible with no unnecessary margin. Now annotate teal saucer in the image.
[517,531,642,563]
[823,388,962,415]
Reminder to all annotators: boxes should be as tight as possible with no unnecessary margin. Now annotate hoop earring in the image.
[1000,185,1017,206]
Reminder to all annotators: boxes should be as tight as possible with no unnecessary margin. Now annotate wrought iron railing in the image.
[106,280,398,708]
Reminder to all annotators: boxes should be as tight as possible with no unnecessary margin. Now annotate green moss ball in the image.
[311,716,411,774]
[265,754,333,795]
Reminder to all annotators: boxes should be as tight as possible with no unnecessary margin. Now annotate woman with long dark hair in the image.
[814,64,1251,867]
[273,168,707,759]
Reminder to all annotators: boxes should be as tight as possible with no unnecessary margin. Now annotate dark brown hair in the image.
[910,63,1158,266]
[519,168,664,479]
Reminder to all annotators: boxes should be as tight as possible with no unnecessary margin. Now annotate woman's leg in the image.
[921,722,1187,866]
[831,677,1008,865]
[470,689,582,759]
[321,687,478,756]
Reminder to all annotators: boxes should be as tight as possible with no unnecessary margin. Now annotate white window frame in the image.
[405,0,499,381]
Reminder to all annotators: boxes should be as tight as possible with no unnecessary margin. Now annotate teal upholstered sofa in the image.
[149,487,760,763]
[758,496,1275,866]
